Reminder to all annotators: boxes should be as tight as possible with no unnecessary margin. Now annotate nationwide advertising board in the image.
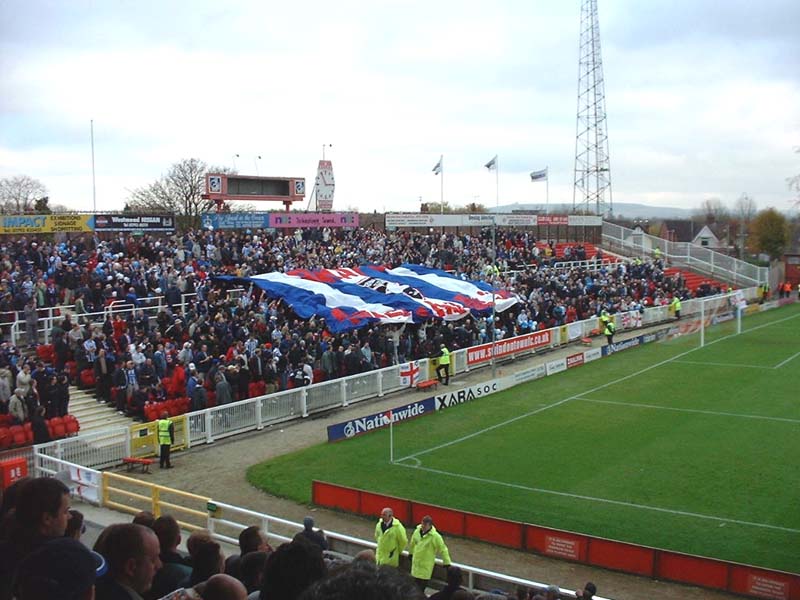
[0,214,94,234]
[326,398,435,442]
[94,214,175,232]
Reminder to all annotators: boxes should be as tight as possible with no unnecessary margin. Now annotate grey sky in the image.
[1,0,798,214]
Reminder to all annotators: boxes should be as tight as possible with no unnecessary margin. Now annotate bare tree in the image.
[127,159,235,227]
[733,193,757,224]
[0,175,48,214]
[788,146,800,207]
[694,197,729,224]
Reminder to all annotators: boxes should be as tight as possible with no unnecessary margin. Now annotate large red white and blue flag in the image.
[232,264,517,333]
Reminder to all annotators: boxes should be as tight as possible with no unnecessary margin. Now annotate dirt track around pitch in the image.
[124,329,740,600]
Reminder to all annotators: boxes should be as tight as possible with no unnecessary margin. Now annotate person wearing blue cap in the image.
[14,536,106,600]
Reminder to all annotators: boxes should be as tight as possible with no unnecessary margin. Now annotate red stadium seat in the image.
[10,426,25,447]
[66,361,78,380]
[79,369,95,388]
[0,427,11,449]
[52,423,66,439]
[36,344,55,362]
[64,416,80,435]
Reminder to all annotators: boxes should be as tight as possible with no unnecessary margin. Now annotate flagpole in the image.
[440,155,444,214]
[90,119,97,214]
[495,156,500,209]
[546,166,549,214]
[389,414,394,463]
[491,216,497,379]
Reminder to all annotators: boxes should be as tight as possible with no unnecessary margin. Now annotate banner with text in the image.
[94,214,175,232]
[327,397,435,442]
[385,213,602,228]
[0,214,94,234]
[466,330,554,366]
[202,212,359,230]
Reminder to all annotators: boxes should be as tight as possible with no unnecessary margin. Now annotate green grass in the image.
[247,304,800,573]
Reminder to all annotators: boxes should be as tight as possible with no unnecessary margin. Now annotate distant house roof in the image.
[659,220,697,242]
[692,225,721,247]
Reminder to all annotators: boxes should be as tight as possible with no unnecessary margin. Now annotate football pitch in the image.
[247,303,800,573]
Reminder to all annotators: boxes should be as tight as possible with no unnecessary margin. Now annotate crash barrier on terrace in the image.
[30,453,611,600]
[312,481,800,600]
[4,288,246,347]
[30,287,762,470]
[602,221,768,287]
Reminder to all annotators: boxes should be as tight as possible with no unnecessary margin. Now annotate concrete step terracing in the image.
[66,385,133,433]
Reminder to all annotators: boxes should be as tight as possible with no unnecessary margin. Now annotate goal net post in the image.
[681,290,744,347]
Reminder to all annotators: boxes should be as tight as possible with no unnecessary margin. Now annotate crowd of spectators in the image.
[0,226,725,420]
[0,476,597,600]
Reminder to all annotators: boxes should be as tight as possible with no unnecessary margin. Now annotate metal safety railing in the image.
[34,426,131,470]
[6,288,244,348]
[601,221,769,286]
[102,471,209,531]
[31,455,612,600]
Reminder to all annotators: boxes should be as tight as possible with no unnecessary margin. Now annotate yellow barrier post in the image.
[102,472,209,531]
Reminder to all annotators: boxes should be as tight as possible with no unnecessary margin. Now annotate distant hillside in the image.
[493,202,694,220]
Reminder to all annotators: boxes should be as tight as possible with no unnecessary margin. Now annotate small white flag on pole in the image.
[530,168,548,182]
[485,155,498,170]
[432,156,443,175]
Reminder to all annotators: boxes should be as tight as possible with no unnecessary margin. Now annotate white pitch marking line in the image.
[398,310,800,464]
[672,360,773,370]
[774,350,800,369]
[400,334,735,463]
[572,396,800,424]
[394,462,800,534]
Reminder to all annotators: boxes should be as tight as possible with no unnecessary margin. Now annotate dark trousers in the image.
[436,363,450,385]
[606,334,614,346]
[414,578,429,593]
[160,444,171,468]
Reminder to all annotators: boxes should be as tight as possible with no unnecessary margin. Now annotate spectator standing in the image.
[603,319,615,347]
[409,515,451,593]
[375,507,407,568]
[95,348,114,404]
[30,406,51,443]
[670,295,681,320]
[157,411,175,469]
[9,388,28,424]
[215,373,233,406]
[54,372,70,417]
[296,516,328,551]
[435,343,451,386]
[23,299,38,348]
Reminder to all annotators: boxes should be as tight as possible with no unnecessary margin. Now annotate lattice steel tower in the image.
[573,0,613,215]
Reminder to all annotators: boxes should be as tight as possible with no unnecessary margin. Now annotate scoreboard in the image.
[204,173,306,211]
